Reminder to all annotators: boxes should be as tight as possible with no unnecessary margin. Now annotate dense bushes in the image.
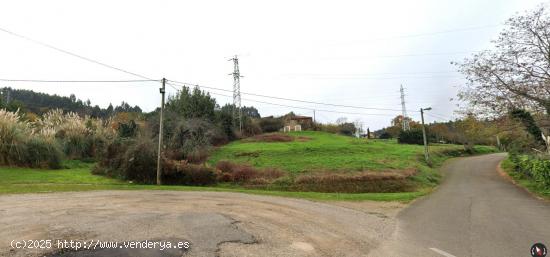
[215,160,284,184]
[24,137,63,169]
[338,122,357,136]
[245,133,294,142]
[163,159,217,185]
[291,170,417,193]
[317,123,358,136]
[259,116,284,133]
[121,139,158,183]
[38,109,116,160]
[0,109,63,168]
[510,154,550,188]
[95,137,217,185]
[398,129,424,145]
[214,160,418,193]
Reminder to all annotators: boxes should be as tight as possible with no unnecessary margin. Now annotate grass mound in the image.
[209,131,496,193]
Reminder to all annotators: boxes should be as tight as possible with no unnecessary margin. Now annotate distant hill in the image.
[0,87,142,117]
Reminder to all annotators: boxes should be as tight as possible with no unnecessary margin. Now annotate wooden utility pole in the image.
[156,78,166,185]
[421,107,432,164]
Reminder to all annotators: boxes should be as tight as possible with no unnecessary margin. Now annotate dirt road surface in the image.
[0,191,403,257]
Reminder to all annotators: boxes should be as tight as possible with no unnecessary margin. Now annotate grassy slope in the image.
[209,131,494,187]
[500,158,550,200]
[0,131,494,202]
[209,131,429,173]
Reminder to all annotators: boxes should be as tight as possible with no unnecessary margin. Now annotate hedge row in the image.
[510,154,550,188]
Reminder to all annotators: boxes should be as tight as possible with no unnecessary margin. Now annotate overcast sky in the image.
[0,0,546,130]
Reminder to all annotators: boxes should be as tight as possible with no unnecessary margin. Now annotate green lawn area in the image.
[208,131,495,189]
[208,131,491,173]
[500,158,550,200]
[0,131,495,202]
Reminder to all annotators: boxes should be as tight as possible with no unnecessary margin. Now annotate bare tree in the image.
[456,5,550,116]
[336,117,348,125]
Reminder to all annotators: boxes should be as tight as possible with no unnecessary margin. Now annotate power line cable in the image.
[319,51,481,60]
[286,70,459,77]
[0,27,155,80]
[0,78,158,83]
[167,80,419,113]
[426,113,455,121]
[167,82,401,117]
[332,24,502,44]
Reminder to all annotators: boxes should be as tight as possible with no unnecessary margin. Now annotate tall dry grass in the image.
[0,109,62,168]
[1,108,116,168]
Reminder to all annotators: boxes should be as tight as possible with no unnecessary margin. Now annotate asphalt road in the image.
[371,153,550,257]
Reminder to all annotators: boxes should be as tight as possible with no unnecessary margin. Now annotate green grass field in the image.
[0,131,495,202]
[209,131,495,189]
[209,131,491,173]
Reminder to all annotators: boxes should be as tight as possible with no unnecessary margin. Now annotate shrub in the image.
[379,131,392,139]
[93,137,132,177]
[259,117,284,133]
[338,122,357,136]
[117,120,138,138]
[398,129,424,145]
[242,118,262,137]
[245,133,293,143]
[291,169,417,193]
[231,165,259,182]
[261,167,285,180]
[121,139,157,183]
[215,160,283,183]
[512,154,550,188]
[163,160,217,185]
[0,109,30,165]
[0,109,62,168]
[216,160,235,173]
[24,137,63,169]
[169,118,218,159]
[318,124,340,134]
[38,109,114,160]
[185,149,210,164]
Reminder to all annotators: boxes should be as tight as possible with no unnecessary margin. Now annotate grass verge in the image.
[500,157,550,200]
[0,161,427,202]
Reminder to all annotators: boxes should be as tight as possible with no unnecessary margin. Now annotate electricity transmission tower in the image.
[229,55,243,133]
[400,85,410,131]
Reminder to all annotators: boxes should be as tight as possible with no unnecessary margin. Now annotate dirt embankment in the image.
[0,191,404,257]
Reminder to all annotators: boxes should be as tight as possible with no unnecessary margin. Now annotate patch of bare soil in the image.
[0,191,404,257]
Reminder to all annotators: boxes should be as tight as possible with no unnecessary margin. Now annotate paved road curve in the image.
[373,153,550,257]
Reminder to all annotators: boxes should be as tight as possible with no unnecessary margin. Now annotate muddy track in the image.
[0,191,403,257]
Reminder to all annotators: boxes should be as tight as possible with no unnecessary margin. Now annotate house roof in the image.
[291,115,312,120]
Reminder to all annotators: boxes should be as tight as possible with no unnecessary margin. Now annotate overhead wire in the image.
[0,27,155,80]
[167,79,419,113]
[0,78,158,83]
[166,82,401,117]
[331,24,502,44]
